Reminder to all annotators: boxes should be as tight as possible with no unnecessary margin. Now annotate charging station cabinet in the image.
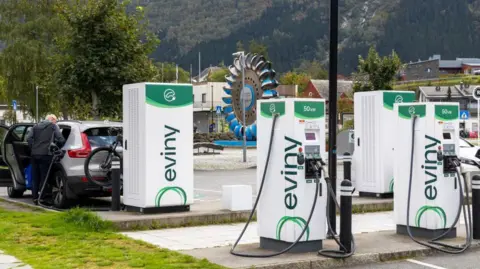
[393,102,460,238]
[122,83,194,213]
[256,98,327,252]
[353,91,416,197]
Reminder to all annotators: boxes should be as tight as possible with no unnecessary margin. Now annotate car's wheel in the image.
[7,186,24,198]
[52,170,70,209]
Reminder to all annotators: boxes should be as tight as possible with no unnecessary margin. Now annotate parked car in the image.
[459,138,480,189]
[0,120,122,208]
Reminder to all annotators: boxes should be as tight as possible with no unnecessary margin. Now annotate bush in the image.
[63,208,112,232]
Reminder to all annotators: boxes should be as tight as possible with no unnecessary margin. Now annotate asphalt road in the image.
[347,248,480,269]
[0,167,346,209]
[194,167,345,202]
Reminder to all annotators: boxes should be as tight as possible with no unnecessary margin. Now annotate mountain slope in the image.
[144,0,480,75]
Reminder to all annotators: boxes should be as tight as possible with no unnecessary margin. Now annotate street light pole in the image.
[35,85,39,123]
[241,52,246,163]
[328,0,339,234]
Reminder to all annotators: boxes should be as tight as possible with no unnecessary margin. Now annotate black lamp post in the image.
[328,0,339,233]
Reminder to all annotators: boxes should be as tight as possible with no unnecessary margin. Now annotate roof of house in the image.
[439,60,462,69]
[419,84,480,98]
[310,80,353,99]
[192,66,223,83]
[406,55,480,69]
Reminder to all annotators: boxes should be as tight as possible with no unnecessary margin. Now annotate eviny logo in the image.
[408,106,416,116]
[276,136,310,240]
[395,95,404,103]
[155,125,187,206]
[164,89,176,102]
[269,104,276,114]
[416,135,447,228]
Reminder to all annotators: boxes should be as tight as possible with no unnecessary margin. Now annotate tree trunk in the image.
[91,90,100,120]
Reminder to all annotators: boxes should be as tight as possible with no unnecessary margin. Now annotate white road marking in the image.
[406,259,447,269]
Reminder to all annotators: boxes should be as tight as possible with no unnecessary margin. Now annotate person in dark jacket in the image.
[27,114,65,205]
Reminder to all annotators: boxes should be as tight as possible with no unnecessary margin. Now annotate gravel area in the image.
[194,148,257,170]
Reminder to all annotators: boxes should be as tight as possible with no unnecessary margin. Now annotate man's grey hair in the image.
[45,114,57,122]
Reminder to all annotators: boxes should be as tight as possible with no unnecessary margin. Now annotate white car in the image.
[459,138,480,187]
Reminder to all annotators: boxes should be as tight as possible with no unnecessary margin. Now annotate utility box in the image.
[122,83,194,213]
[256,98,327,252]
[353,91,416,197]
[394,102,460,238]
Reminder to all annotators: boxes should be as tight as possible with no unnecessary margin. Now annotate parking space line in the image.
[406,259,447,269]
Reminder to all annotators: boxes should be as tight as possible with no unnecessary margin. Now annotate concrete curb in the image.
[109,201,393,231]
[0,197,57,213]
[248,242,480,269]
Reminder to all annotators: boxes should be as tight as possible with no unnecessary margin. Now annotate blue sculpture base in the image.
[214,140,257,148]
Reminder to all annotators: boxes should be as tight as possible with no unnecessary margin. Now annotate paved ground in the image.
[0,251,31,269]
[347,248,480,269]
[121,211,396,250]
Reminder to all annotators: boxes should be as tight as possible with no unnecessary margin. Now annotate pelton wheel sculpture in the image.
[222,53,279,140]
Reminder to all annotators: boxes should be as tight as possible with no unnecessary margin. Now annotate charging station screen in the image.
[305,133,316,140]
[443,133,451,139]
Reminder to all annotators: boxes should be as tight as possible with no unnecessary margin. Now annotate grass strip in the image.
[0,207,225,269]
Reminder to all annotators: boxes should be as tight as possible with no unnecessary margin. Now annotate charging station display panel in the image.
[305,133,316,140]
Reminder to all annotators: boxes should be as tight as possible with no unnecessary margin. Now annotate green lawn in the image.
[0,206,224,269]
[394,75,480,90]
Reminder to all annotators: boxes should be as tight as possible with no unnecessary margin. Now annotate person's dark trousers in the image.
[31,155,53,203]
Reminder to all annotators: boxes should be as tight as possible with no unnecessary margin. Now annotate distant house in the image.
[192,66,223,83]
[404,55,480,80]
[418,84,478,116]
[300,79,353,100]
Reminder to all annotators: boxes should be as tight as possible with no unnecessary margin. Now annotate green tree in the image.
[279,72,311,94]
[154,62,190,83]
[353,46,402,92]
[208,68,229,82]
[236,41,245,52]
[295,60,328,79]
[248,40,269,59]
[57,0,159,119]
[0,0,65,119]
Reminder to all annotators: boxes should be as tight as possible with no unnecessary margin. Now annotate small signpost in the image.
[473,87,480,145]
[12,100,17,111]
[460,110,470,120]
[216,106,222,133]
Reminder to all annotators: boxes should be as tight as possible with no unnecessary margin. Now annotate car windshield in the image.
[84,127,121,148]
[460,138,474,148]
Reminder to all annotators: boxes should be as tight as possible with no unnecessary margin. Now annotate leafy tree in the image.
[208,68,229,82]
[0,0,65,119]
[338,98,354,114]
[279,72,311,94]
[295,60,328,79]
[57,0,159,119]
[248,40,269,59]
[353,46,402,92]
[154,62,191,83]
[236,41,245,52]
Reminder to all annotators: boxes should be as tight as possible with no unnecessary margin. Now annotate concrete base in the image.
[125,205,190,214]
[359,191,394,199]
[396,224,457,239]
[260,237,322,253]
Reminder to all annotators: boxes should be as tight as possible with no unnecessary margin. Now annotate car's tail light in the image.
[68,133,91,158]
[81,176,106,182]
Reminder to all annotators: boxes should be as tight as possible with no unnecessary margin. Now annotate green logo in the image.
[398,104,426,119]
[155,186,187,206]
[383,92,415,110]
[389,178,394,193]
[424,135,441,200]
[260,102,285,118]
[294,101,325,119]
[146,84,193,108]
[415,205,447,228]
[276,216,310,240]
[434,105,459,121]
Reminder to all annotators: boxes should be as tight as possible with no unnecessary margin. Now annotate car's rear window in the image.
[84,127,121,147]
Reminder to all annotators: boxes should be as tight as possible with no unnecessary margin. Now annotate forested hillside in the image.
[141,0,480,75]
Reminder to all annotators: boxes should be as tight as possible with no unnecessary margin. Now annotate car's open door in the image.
[2,124,34,189]
[0,124,12,187]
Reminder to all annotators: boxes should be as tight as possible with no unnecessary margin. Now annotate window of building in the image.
[202,93,206,103]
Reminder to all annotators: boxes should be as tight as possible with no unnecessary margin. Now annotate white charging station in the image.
[256,98,327,252]
[394,102,461,238]
[122,83,194,213]
[353,91,416,197]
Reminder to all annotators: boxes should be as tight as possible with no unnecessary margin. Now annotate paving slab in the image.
[97,197,392,231]
[180,226,479,269]
[0,251,32,269]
